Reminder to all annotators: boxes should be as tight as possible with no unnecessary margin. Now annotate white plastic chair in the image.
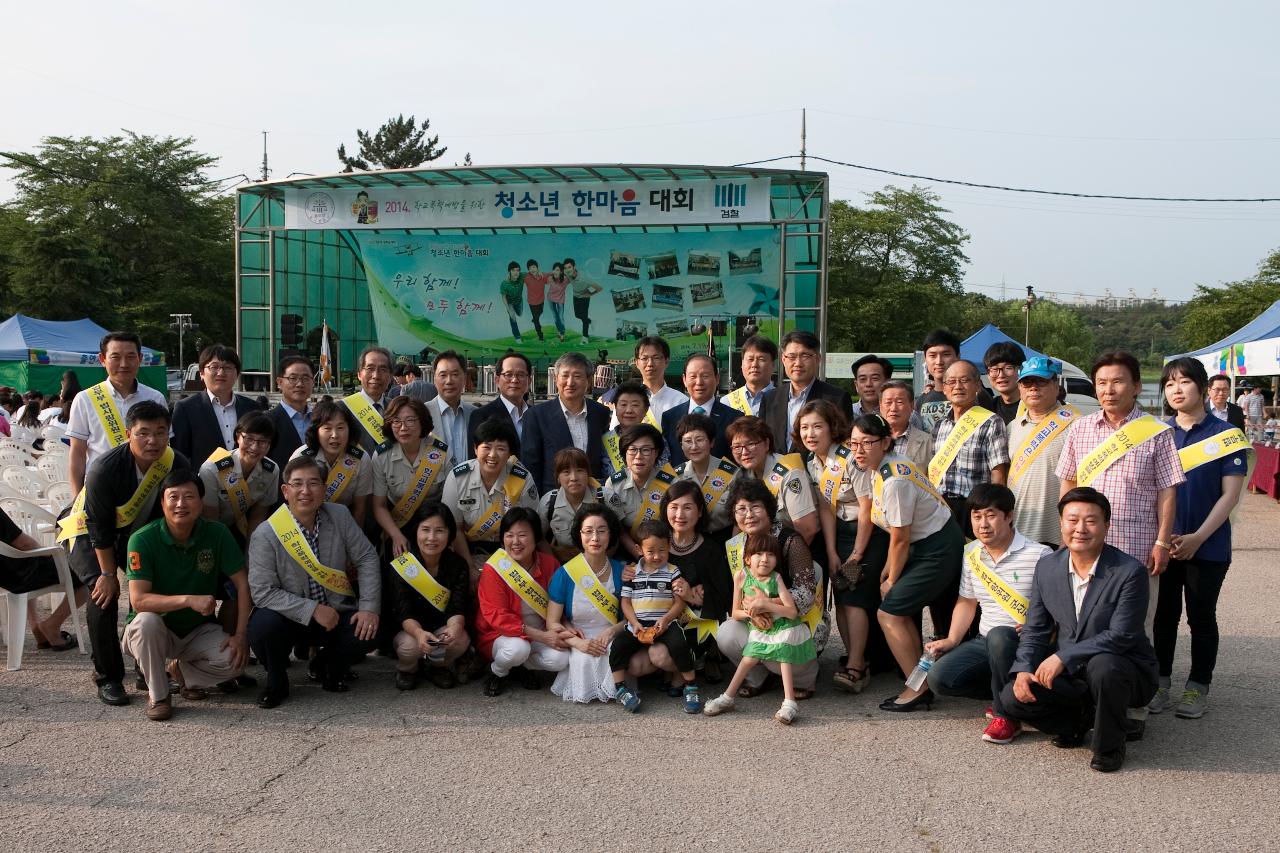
[44,481,74,513]
[0,541,87,670]
[0,498,59,546]
[0,447,28,469]
[35,455,64,484]
[2,467,43,501]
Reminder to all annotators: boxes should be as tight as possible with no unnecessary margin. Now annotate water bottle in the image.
[905,650,936,691]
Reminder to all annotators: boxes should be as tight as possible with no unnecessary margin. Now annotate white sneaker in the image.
[775,699,799,725]
[1147,686,1175,714]
[703,694,736,717]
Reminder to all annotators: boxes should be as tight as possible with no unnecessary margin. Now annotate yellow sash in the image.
[1178,427,1251,473]
[210,448,251,536]
[724,386,752,415]
[802,576,824,634]
[1076,416,1170,487]
[816,445,855,509]
[603,431,623,473]
[928,406,995,486]
[726,532,744,577]
[1008,406,1078,487]
[323,450,362,503]
[465,460,531,541]
[57,447,175,542]
[267,504,354,597]
[693,458,739,512]
[489,547,548,618]
[680,608,720,643]
[389,438,450,527]
[964,542,1028,625]
[560,554,619,624]
[871,458,948,530]
[390,551,450,612]
[630,465,677,537]
[86,380,127,449]
[342,392,385,448]
[642,409,661,432]
[764,453,804,498]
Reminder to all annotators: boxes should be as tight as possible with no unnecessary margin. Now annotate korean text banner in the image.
[351,228,781,361]
[285,178,772,229]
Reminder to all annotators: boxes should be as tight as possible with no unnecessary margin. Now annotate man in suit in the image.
[1207,374,1247,430]
[761,330,853,452]
[342,346,398,455]
[246,456,380,708]
[662,353,741,465]
[169,344,259,466]
[265,355,314,471]
[424,350,476,467]
[468,351,531,455]
[394,363,438,403]
[521,351,611,493]
[996,487,1158,773]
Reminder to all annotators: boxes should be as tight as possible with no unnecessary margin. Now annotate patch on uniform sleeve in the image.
[260,456,277,472]
[609,470,626,483]
[788,478,802,494]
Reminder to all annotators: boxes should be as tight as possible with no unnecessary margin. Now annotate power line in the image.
[734,153,1280,203]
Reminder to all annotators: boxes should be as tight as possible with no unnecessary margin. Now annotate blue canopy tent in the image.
[960,323,1091,387]
[1167,299,1280,363]
[0,315,165,395]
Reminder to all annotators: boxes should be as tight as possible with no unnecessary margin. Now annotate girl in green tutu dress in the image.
[703,532,816,724]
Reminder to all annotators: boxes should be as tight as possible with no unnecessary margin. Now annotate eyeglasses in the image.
[625,445,657,457]
[239,436,271,448]
[285,478,324,489]
[279,374,314,384]
[782,351,817,362]
[680,435,709,446]
[943,377,977,387]
[730,439,764,454]
[498,371,529,380]
[733,504,767,517]
[987,365,1019,376]
[635,356,665,364]
[204,363,237,375]
[387,417,420,428]
[849,439,885,451]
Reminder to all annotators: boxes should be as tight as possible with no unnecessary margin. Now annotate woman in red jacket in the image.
[475,507,572,696]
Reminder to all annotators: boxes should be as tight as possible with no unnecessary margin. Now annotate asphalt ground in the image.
[2,495,1279,853]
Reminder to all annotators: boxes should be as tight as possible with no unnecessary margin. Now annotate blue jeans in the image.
[927,625,1019,703]
[549,300,566,335]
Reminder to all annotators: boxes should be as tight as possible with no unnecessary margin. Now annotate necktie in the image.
[692,405,705,416]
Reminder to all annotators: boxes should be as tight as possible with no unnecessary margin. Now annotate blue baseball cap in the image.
[1018,356,1062,381]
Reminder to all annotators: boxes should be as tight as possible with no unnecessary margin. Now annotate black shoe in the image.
[395,671,419,691]
[293,643,310,662]
[321,678,350,693]
[1051,729,1089,749]
[217,679,240,694]
[1090,744,1126,773]
[236,673,259,687]
[879,689,934,713]
[702,653,722,685]
[520,668,542,690]
[483,673,509,697]
[1125,719,1146,742]
[257,689,288,709]
[97,681,129,706]
[134,672,147,691]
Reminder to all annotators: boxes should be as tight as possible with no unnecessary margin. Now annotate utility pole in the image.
[800,108,807,171]
[1022,285,1036,345]
[261,131,269,181]
[169,313,197,374]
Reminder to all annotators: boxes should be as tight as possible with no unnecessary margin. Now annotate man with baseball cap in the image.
[1006,357,1078,547]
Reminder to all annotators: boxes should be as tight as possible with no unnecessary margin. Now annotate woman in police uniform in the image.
[672,412,739,539]
[725,416,819,546]
[441,417,539,580]
[371,396,451,558]
[291,400,374,527]
[850,414,962,713]
[600,423,675,559]
[199,411,281,548]
[539,447,595,564]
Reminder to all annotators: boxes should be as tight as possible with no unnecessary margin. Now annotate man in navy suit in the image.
[170,344,259,465]
[761,330,853,452]
[1207,374,1247,430]
[996,487,1158,773]
[521,352,610,493]
[265,355,314,471]
[468,351,532,456]
[662,353,741,465]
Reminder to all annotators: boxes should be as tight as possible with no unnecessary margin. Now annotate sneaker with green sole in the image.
[1147,686,1175,714]
[1175,687,1208,719]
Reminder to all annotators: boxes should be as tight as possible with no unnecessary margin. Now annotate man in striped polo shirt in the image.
[925,484,1049,744]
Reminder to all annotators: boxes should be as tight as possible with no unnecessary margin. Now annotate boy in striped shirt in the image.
[609,521,702,714]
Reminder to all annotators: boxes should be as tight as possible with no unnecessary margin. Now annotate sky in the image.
[2,1,1278,304]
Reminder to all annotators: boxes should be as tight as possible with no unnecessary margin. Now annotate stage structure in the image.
[235,165,828,392]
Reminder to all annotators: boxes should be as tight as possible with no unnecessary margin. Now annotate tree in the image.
[959,296,1096,368]
[826,185,971,351]
[0,133,234,364]
[337,114,447,172]
[1179,247,1280,350]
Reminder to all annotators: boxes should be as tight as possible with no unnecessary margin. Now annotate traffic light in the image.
[280,313,303,346]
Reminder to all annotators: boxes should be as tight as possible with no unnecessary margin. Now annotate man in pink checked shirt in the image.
[1055,350,1184,637]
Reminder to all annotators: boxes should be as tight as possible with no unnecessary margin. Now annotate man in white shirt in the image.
[468,351,531,454]
[720,334,776,416]
[925,483,1049,744]
[425,350,476,467]
[169,344,258,465]
[66,331,168,492]
[762,330,853,452]
[630,336,686,425]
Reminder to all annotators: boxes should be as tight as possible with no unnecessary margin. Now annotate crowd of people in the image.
[0,325,1250,774]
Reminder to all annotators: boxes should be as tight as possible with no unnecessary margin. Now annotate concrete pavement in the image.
[2,495,1279,852]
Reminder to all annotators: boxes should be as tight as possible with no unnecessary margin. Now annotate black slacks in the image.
[248,607,377,694]
[68,539,126,685]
